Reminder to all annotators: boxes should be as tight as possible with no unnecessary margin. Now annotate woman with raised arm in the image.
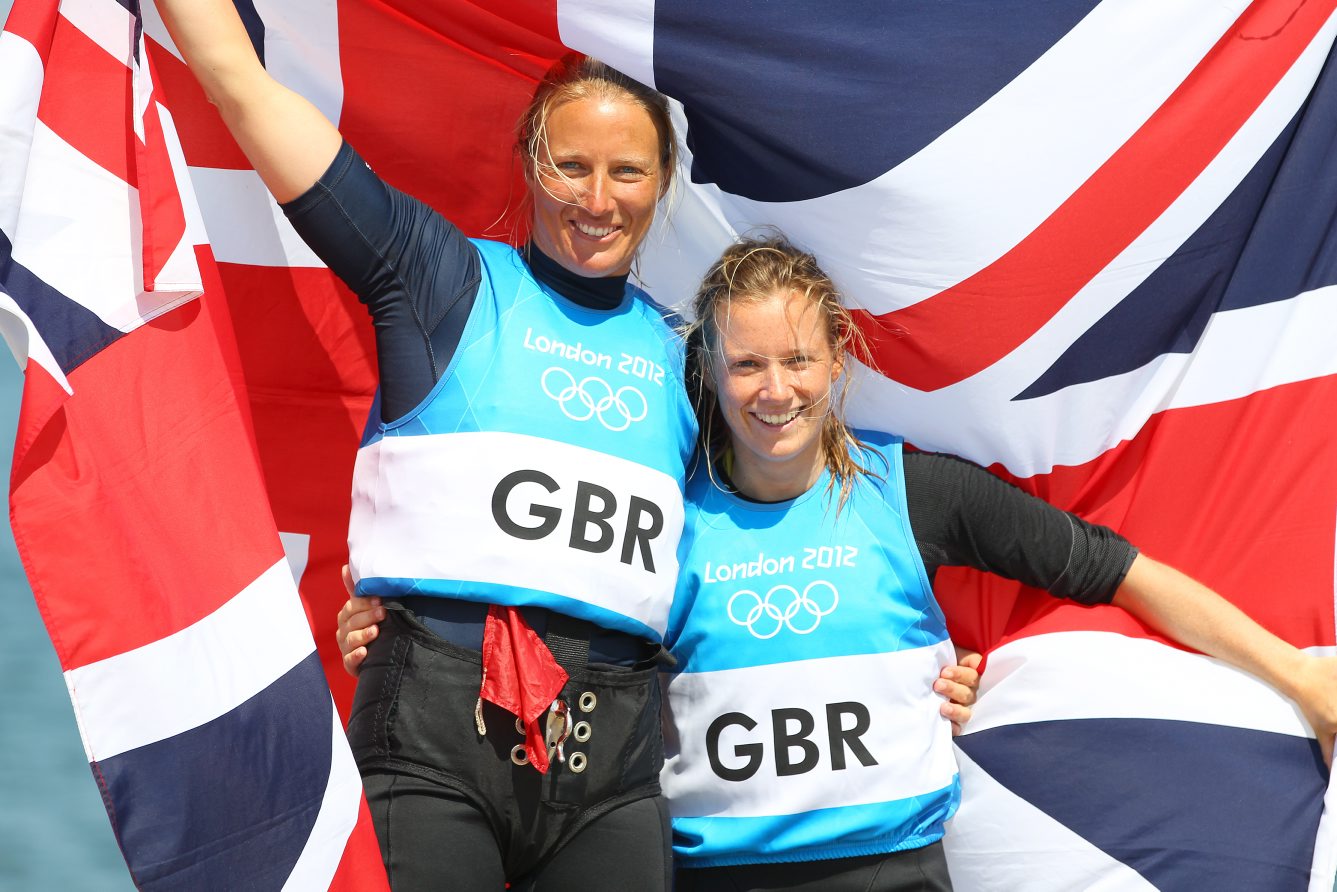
[154,3,698,888]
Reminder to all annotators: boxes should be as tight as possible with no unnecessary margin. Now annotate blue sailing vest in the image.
[349,240,697,640]
[662,432,958,866]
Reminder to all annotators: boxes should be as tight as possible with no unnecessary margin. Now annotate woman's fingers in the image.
[334,585,384,679]
[933,677,976,707]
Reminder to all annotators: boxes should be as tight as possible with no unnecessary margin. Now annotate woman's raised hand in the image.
[153,0,342,202]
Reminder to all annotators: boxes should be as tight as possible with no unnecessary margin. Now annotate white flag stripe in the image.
[14,121,139,322]
[945,748,1158,892]
[281,700,364,892]
[1166,284,1337,409]
[142,0,344,271]
[844,2,1337,477]
[556,0,657,90]
[254,0,345,130]
[59,0,135,70]
[727,0,1250,312]
[850,283,1337,477]
[138,0,181,61]
[12,121,199,330]
[279,531,312,590]
[633,99,736,318]
[0,30,44,239]
[153,100,208,291]
[141,0,345,134]
[64,559,316,762]
[960,631,1323,738]
[190,166,327,268]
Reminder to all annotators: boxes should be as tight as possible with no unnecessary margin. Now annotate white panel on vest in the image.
[663,642,958,820]
[350,431,683,637]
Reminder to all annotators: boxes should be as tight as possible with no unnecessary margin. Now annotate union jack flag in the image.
[0,0,386,887]
[8,0,1337,888]
[563,2,1337,887]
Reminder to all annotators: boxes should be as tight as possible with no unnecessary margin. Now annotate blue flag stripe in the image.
[652,0,1101,201]
[232,0,266,66]
[1018,44,1337,400]
[957,718,1325,891]
[0,229,124,377]
[97,653,332,891]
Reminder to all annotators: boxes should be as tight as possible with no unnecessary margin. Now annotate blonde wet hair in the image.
[685,235,881,509]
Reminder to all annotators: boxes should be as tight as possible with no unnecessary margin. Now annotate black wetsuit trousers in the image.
[348,605,672,891]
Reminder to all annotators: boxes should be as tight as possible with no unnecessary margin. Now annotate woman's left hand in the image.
[937,651,983,736]
[1290,654,1337,767]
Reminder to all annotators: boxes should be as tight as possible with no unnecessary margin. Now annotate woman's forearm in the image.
[152,0,341,202]
[1112,553,1337,764]
[1112,554,1305,698]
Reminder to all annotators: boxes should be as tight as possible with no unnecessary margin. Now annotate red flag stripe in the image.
[10,249,285,670]
[330,797,395,891]
[852,0,1337,392]
[2,0,59,56]
[145,36,253,171]
[337,0,563,235]
[137,50,189,287]
[35,12,135,186]
[937,373,1337,655]
[216,261,376,715]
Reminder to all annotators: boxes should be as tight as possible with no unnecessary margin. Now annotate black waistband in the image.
[393,596,657,668]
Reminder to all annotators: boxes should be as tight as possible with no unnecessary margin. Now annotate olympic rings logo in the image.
[727,581,839,639]
[541,367,649,432]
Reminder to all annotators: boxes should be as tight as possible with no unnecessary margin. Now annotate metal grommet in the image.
[568,751,588,773]
[515,717,526,735]
[578,691,598,713]
[573,721,592,743]
[510,744,529,766]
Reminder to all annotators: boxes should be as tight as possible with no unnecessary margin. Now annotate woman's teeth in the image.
[575,222,615,238]
[756,410,800,425]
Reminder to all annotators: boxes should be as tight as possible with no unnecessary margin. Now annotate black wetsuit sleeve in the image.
[280,141,481,422]
[903,451,1137,605]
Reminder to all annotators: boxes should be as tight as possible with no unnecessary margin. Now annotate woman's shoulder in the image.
[624,284,687,337]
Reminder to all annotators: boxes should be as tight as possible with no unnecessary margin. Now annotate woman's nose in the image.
[581,173,615,216]
[759,364,792,399]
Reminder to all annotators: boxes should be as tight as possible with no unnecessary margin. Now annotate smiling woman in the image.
[150,0,701,886]
[661,235,1337,892]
